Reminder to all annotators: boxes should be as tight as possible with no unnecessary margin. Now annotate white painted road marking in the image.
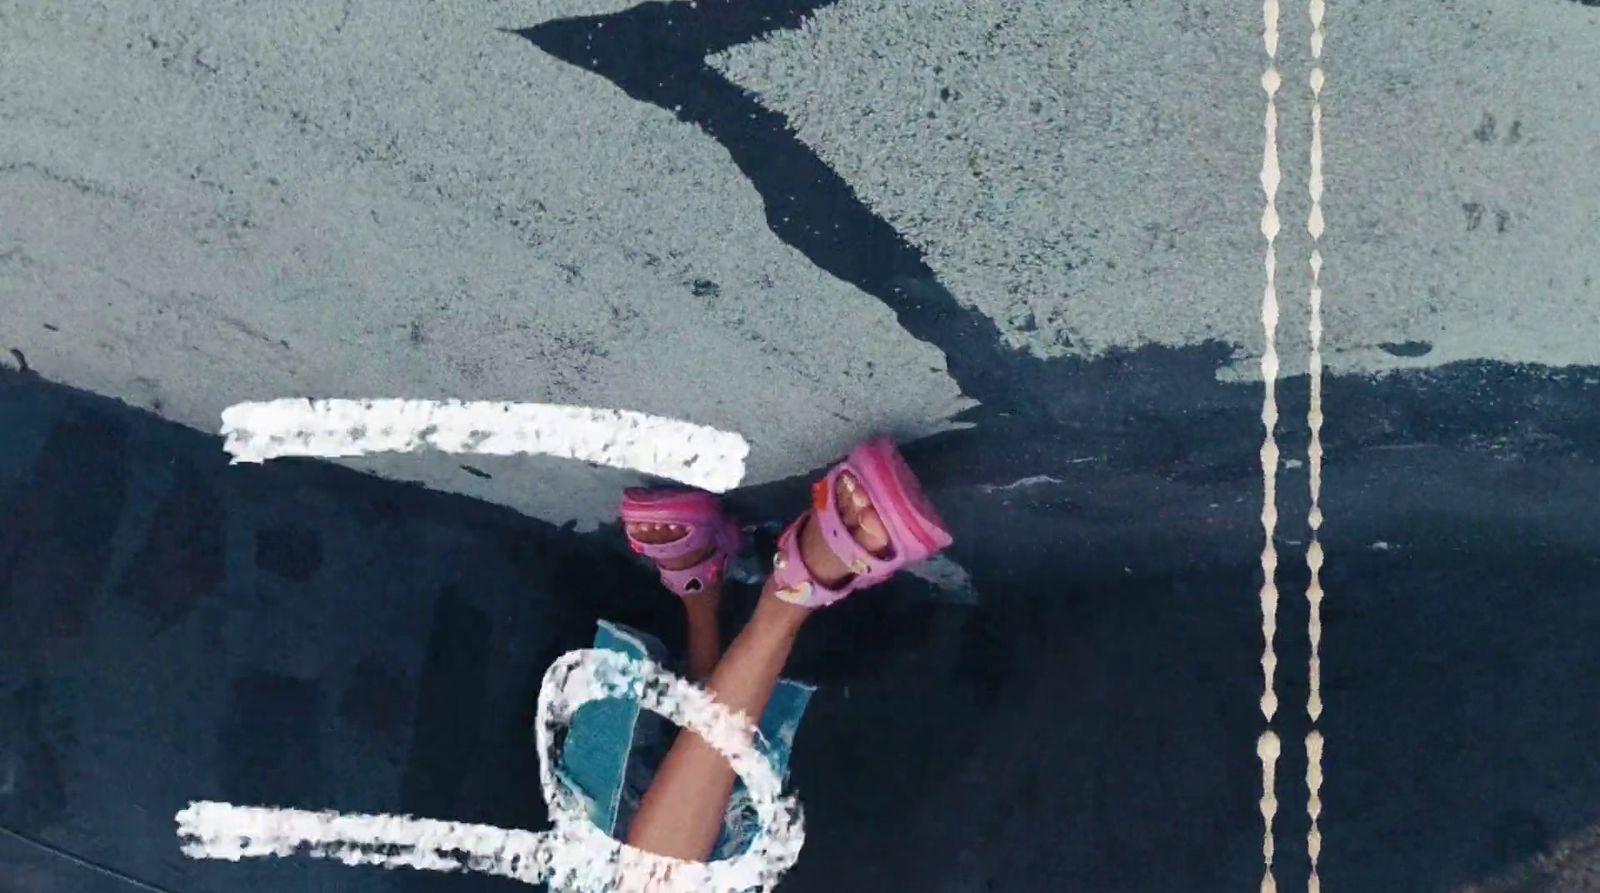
[1257,0,1283,891]
[220,398,749,493]
[1305,2,1329,891]
[1257,730,1283,893]
[177,648,804,893]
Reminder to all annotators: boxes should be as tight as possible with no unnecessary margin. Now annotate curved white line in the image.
[176,648,804,893]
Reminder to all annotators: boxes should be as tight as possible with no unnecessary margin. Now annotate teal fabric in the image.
[556,619,669,836]
[708,666,814,860]
[555,619,814,858]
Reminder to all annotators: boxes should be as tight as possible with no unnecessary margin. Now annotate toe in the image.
[625,520,690,545]
[836,492,861,527]
[839,474,872,514]
[853,506,892,555]
[831,472,891,558]
[837,473,872,518]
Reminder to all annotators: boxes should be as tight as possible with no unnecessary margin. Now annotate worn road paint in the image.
[220,399,749,492]
[176,802,548,878]
[1306,730,1325,893]
[176,649,803,893]
[1306,0,1328,727]
[1258,2,1283,893]
[1306,3,1328,892]
[1258,0,1284,726]
[1258,730,1282,893]
[903,553,980,605]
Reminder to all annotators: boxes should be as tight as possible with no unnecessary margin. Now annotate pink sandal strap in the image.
[769,513,851,608]
[654,538,730,596]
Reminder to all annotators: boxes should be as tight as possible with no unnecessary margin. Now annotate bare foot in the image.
[795,470,892,590]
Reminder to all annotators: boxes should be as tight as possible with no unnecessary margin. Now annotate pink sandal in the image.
[769,436,954,608]
[619,487,742,597]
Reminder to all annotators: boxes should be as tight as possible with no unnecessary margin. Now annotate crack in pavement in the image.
[512,1,1025,415]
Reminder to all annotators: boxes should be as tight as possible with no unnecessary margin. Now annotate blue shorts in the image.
[554,620,815,862]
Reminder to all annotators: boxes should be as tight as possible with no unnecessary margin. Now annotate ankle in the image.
[682,587,721,617]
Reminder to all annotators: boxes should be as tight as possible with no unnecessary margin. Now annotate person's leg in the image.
[681,593,721,685]
[624,470,891,862]
[622,520,723,682]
